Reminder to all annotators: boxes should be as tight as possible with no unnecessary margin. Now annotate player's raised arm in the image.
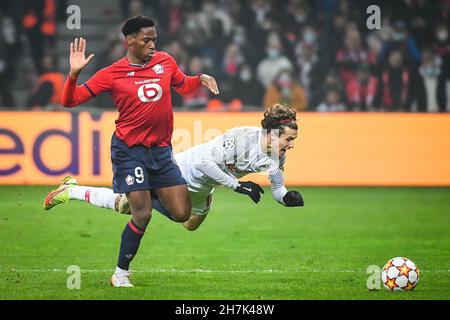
[61,38,110,108]
[69,37,95,79]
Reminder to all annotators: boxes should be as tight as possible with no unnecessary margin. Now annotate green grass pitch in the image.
[0,186,449,300]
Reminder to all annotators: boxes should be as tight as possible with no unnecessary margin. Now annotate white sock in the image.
[69,186,118,210]
[115,266,129,275]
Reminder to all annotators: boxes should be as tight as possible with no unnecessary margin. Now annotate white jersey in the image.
[174,126,289,205]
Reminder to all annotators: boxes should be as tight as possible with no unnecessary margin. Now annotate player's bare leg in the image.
[183,193,212,230]
[126,190,152,230]
[154,184,191,222]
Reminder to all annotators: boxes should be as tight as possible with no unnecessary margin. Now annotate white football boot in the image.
[110,269,134,288]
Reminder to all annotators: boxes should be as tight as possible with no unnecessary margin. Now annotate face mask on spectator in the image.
[392,32,405,42]
[295,14,307,23]
[423,66,439,77]
[240,69,252,82]
[278,73,292,88]
[234,34,244,45]
[267,48,280,59]
[437,30,448,42]
[380,26,393,41]
[281,87,292,97]
[303,31,316,44]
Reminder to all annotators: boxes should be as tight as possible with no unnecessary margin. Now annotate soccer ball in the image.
[381,257,420,291]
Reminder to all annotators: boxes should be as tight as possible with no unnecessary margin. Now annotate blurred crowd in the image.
[1,0,450,112]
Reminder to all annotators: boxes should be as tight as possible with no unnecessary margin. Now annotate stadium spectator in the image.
[2,0,450,112]
[21,0,59,75]
[0,3,20,107]
[222,43,245,78]
[26,54,64,109]
[163,40,189,71]
[182,56,210,110]
[345,64,378,111]
[379,20,421,69]
[93,28,127,108]
[317,88,346,112]
[120,0,158,21]
[418,48,441,112]
[336,27,369,84]
[235,63,265,108]
[398,0,438,48]
[325,13,347,61]
[312,69,346,109]
[257,32,294,89]
[434,23,450,112]
[379,50,412,111]
[366,32,385,75]
[217,42,246,104]
[263,69,308,111]
[294,25,321,98]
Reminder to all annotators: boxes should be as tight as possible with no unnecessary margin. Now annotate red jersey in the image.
[62,51,201,147]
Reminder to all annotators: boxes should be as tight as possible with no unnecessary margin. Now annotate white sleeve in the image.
[269,166,288,206]
[194,160,239,190]
[193,134,240,190]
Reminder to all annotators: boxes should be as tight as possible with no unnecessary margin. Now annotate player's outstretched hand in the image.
[234,181,264,203]
[69,37,95,79]
[283,190,304,207]
[199,74,220,95]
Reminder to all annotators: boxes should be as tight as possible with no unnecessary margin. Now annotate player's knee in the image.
[169,204,191,222]
[170,211,190,223]
[132,208,152,225]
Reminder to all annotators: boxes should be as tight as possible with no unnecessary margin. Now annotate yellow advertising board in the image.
[1,111,450,186]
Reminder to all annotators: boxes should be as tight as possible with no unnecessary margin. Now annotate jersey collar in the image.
[125,56,151,68]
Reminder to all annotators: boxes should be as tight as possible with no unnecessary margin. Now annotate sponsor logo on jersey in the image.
[137,83,163,102]
[152,64,164,74]
[134,78,160,85]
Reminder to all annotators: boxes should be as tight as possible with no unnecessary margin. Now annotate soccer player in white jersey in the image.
[43,104,304,230]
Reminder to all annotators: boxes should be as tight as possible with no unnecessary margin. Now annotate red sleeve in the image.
[61,76,94,107]
[172,75,202,95]
[83,67,112,96]
[168,54,202,95]
[61,68,112,108]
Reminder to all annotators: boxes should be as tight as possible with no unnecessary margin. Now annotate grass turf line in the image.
[0,186,449,299]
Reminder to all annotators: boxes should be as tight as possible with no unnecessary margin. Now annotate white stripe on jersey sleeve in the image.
[269,167,288,206]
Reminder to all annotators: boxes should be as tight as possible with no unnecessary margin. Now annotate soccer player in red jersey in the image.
[61,16,219,287]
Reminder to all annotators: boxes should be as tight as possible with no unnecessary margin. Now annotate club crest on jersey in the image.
[125,175,135,186]
[223,139,235,150]
[152,64,164,74]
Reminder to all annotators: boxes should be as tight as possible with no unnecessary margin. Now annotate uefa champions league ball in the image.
[381,257,420,291]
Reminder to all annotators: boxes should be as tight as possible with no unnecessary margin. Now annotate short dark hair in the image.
[121,16,155,37]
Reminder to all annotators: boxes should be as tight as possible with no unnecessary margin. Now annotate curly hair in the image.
[261,104,298,134]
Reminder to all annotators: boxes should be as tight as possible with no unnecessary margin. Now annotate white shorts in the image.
[189,188,214,216]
